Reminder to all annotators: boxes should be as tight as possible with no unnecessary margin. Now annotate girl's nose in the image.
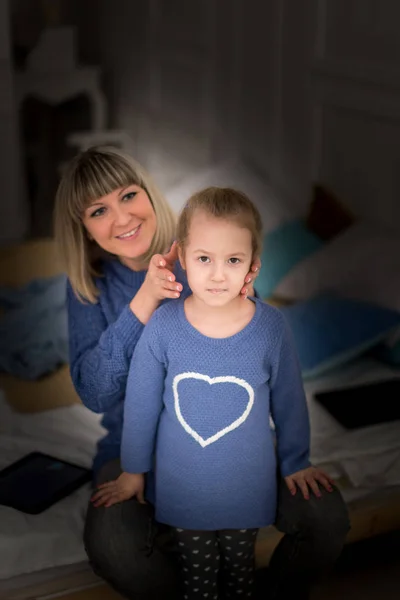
[211,262,226,281]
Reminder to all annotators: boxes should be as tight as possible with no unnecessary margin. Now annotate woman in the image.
[54,147,350,600]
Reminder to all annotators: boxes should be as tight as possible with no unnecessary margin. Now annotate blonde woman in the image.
[54,147,349,600]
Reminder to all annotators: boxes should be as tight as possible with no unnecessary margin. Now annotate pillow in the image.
[165,162,297,234]
[256,219,324,299]
[280,292,400,380]
[307,184,356,241]
[275,222,400,313]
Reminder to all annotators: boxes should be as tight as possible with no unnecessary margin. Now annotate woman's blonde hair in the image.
[54,146,176,303]
[176,186,263,258]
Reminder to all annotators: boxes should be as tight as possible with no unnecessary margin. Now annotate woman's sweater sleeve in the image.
[67,282,144,413]
[269,314,311,477]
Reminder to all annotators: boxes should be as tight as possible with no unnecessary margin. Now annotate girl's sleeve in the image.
[67,281,144,413]
[269,315,311,477]
[121,312,166,473]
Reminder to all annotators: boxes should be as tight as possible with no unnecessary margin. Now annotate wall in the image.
[0,0,28,245]
[6,0,400,241]
[309,0,400,231]
[76,0,317,210]
[88,0,400,231]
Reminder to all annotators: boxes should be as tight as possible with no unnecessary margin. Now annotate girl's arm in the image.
[67,282,145,413]
[269,316,311,477]
[121,312,166,474]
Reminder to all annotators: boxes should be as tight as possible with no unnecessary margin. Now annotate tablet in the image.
[314,378,400,429]
[0,452,92,514]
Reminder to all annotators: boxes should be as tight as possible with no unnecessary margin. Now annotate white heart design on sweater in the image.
[173,372,254,447]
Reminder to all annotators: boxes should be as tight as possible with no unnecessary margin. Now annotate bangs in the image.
[69,152,144,221]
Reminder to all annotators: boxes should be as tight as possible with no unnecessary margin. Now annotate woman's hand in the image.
[241,257,261,299]
[130,242,183,323]
[145,241,183,301]
[90,472,145,508]
[284,466,335,500]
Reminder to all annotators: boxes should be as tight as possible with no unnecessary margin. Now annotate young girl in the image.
[94,187,335,599]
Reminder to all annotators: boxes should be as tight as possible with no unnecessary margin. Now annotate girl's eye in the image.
[90,207,106,218]
[228,257,241,264]
[122,191,137,202]
[198,256,210,264]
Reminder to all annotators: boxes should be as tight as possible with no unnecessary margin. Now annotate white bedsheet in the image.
[0,393,105,581]
[306,357,400,490]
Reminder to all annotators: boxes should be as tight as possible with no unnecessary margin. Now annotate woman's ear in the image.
[177,244,186,270]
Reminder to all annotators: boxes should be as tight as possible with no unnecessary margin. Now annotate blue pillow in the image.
[257,219,323,298]
[280,292,400,380]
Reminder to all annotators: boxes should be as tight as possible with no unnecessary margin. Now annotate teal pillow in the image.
[256,219,323,298]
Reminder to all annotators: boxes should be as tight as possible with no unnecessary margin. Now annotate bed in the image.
[1,235,400,599]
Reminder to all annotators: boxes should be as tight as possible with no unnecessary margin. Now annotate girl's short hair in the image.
[176,186,263,258]
[54,146,176,303]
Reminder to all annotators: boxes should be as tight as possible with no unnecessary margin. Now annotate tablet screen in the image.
[314,378,400,429]
[0,452,92,514]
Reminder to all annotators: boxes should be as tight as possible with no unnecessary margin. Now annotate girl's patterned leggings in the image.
[173,527,259,599]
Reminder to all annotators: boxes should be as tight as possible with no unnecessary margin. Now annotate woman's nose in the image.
[113,205,131,227]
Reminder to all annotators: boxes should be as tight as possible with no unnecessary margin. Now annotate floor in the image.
[47,531,400,600]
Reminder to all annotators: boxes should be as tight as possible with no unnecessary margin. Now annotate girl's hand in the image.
[284,466,335,500]
[130,242,183,323]
[90,472,145,508]
[241,257,261,299]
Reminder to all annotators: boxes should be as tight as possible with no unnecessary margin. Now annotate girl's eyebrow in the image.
[193,249,247,256]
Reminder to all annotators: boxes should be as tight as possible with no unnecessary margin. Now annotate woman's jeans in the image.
[84,459,350,599]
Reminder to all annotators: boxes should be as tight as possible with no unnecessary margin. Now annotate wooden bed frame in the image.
[1,238,400,594]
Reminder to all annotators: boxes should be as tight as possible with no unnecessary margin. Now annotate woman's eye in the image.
[228,257,241,264]
[198,256,210,263]
[90,207,106,218]
[122,191,137,202]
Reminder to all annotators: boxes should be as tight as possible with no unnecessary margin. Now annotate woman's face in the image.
[82,185,157,269]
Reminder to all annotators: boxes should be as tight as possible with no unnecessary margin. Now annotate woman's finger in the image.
[161,289,181,299]
[163,241,179,265]
[150,254,175,279]
[150,253,166,269]
[157,268,176,283]
[156,276,182,291]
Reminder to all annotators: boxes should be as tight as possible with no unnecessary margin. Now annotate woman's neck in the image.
[119,255,149,272]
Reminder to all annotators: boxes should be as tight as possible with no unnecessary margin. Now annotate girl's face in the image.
[82,185,157,269]
[179,210,253,307]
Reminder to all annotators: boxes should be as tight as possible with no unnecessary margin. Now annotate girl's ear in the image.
[177,244,186,270]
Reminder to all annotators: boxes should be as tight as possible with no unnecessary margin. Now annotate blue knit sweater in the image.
[121,298,310,530]
[67,258,190,474]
